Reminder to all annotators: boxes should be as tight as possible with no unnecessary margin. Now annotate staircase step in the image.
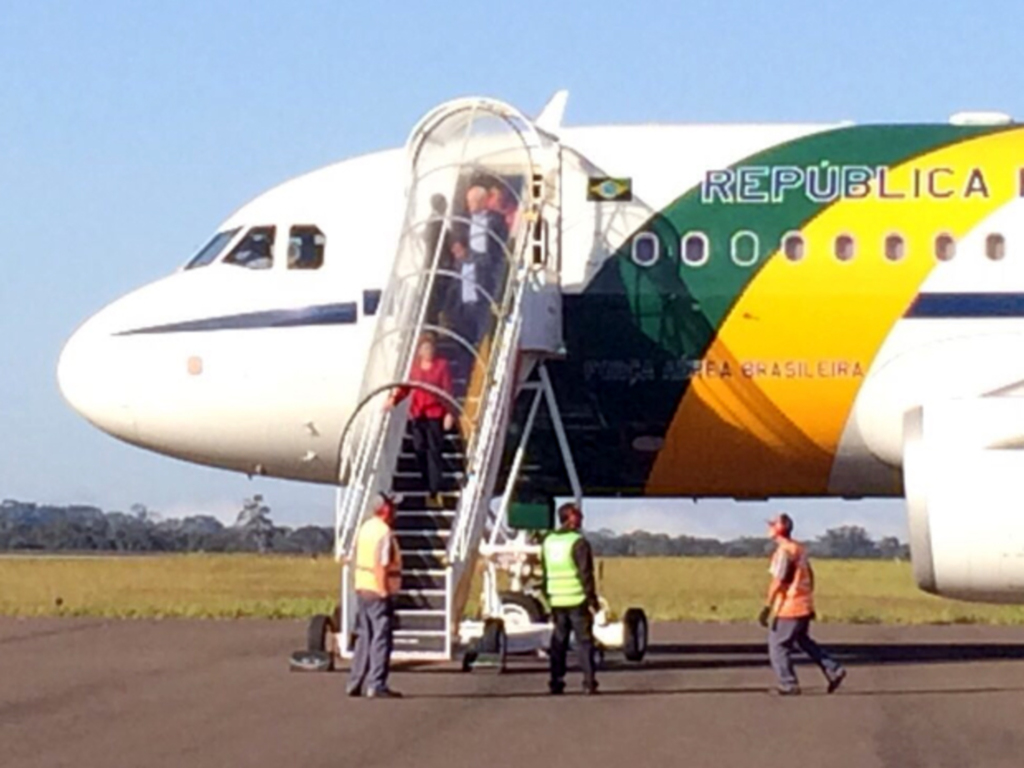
[401,572,447,590]
[401,437,464,453]
[392,633,448,654]
[394,629,447,637]
[396,458,465,475]
[392,475,462,493]
[398,450,465,460]
[393,591,447,610]
[395,506,456,517]
[401,551,446,570]
[391,650,450,662]
[396,532,449,550]
[401,428,464,440]
[394,513,455,532]
[394,610,447,632]
[396,493,459,512]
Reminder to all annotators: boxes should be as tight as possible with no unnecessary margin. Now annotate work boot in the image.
[426,494,443,510]
[826,668,847,694]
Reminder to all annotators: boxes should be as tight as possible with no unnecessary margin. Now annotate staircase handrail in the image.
[333,380,469,559]
[446,266,531,563]
[334,95,547,577]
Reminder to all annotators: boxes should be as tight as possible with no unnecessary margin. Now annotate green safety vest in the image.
[543,530,585,608]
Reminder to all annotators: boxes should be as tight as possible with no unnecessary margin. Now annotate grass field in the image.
[5,554,1024,624]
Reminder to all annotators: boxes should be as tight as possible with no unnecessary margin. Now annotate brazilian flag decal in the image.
[588,176,632,202]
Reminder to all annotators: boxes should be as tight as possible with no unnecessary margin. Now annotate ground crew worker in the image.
[346,494,403,699]
[541,502,599,695]
[759,513,846,696]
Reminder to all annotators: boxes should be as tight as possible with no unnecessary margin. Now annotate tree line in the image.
[588,526,909,560]
[0,497,908,559]
[0,497,331,554]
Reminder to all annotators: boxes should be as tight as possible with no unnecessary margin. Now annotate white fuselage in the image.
[57,124,836,484]
[58,121,1024,496]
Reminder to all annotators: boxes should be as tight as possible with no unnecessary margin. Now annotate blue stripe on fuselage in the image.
[115,302,358,335]
[906,293,1024,319]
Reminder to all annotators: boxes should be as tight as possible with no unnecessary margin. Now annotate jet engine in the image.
[904,399,1024,603]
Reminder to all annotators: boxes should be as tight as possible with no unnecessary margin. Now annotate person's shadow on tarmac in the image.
[381,641,1024,699]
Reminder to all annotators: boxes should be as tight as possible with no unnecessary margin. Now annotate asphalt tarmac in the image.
[4,618,1024,768]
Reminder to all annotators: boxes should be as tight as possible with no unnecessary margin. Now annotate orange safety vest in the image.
[353,516,402,597]
[770,539,815,619]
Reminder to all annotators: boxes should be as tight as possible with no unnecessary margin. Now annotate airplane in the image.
[56,92,1024,660]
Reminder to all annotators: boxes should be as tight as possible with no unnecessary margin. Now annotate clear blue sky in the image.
[3,0,1021,536]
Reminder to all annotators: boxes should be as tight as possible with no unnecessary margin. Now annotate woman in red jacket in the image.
[386,333,455,508]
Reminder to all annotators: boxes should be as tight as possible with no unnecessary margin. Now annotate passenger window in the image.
[631,233,660,267]
[363,289,382,316]
[986,233,1006,261]
[782,232,805,262]
[185,228,240,270]
[681,232,709,267]
[935,234,956,262]
[224,226,275,269]
[731,231,759,267]
[288,225,325,270]
[884,234,905,262]
[835,234,856,262]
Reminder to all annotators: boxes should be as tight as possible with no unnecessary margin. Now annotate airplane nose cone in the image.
[57,314,138,443]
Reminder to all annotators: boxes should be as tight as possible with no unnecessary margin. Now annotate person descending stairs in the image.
[384,331,472,655]
[333,96,564,662]
[385,332,456,510]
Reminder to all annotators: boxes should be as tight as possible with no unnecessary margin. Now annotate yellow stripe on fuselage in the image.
[647,127,1024,496]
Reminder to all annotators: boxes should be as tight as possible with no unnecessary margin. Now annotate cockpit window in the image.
[223,226,275,270]
[185,228,241,270]
[288,225,325,270]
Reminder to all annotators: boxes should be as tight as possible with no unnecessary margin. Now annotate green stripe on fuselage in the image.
[615,123,1004,359]
[538,124,1007,495]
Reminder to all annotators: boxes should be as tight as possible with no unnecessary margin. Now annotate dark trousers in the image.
[768,616,842,690]
[456,301,485,347]
[348,594,393,694]
[410,416,444,496]
[549,604,596,690]
[451,303,483,390]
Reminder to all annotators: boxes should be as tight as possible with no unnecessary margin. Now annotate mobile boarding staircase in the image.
[332,98,566,661]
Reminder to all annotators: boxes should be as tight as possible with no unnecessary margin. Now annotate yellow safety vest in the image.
[543,531,586,608]
[354,516,402,597]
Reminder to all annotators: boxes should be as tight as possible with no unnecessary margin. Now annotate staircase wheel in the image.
[307,614,335,668]
[498,592,547,626]
[622,608,648,662]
